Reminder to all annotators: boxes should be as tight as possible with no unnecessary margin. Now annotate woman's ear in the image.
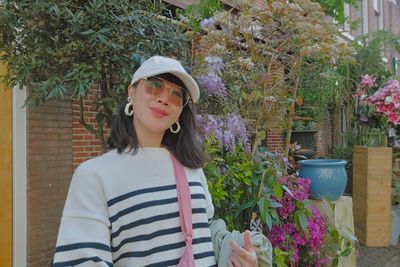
[128,84,135,99]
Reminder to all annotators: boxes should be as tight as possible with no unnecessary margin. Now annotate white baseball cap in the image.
[131,56,200,103]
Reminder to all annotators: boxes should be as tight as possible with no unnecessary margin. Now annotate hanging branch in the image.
[283,57,303,160]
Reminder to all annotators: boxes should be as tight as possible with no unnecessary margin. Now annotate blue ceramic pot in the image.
[298,159,347,201]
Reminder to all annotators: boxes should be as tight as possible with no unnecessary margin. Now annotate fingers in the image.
[230,236,258,267]
[230,240,247,257]
[243,230,254,251]
[230,253,241,266]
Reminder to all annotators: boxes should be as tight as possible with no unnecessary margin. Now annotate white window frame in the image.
[13,86,27,267]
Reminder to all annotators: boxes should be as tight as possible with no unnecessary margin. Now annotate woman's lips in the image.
[149,107,168,117]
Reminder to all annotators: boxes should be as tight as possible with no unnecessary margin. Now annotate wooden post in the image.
[0,61,12,266]
[353,146,392,247]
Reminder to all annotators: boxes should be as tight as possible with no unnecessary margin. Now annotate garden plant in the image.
[0,0,190,150]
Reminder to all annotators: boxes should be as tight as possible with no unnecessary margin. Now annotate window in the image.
[355,0,364,36]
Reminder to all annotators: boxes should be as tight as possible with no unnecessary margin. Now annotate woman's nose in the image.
[156,88,170,105]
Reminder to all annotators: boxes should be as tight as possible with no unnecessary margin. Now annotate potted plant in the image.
[352,75,399,247]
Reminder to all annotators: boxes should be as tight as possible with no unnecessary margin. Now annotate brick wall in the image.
[27,88,112,266]
[72,85,109,170]
[315,112,332,158]
[266,115,332,158]
[265,129,285,154]
[27,99,72,267]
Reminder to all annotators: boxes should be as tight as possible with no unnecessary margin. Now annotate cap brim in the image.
[131,70,200,103]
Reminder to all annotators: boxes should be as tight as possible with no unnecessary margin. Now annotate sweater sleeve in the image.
[199,169,215,221]
[53,164,113,267]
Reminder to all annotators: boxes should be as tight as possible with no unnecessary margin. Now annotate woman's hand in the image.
[229,230,258,267]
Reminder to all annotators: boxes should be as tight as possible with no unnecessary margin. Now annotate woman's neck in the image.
[134,124,164,148]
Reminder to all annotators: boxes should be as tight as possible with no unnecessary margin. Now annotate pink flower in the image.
[353,88,366,98]
[268,176,327,266]
[388,112,399,125]
[360,74,376,88]
[362,77,400,127]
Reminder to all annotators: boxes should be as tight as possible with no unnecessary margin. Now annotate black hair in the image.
[107,73,205,169]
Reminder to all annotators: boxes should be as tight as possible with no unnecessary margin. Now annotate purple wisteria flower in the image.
[205,56,225,72]
[200,18,215,30]
[197,72,227,97]
[225,115,251,153]
[202,114,224,142]
[197,114,250,152]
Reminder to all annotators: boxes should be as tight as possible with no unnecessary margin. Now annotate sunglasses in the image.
[143,77,191,107]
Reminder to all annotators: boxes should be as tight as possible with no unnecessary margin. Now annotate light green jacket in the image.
[210,219,273,267]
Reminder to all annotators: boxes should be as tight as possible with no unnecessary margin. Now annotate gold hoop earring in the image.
[124,97,134,116]
[170,120,181,133]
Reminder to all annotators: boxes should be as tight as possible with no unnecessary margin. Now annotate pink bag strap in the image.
[169,152,195,267]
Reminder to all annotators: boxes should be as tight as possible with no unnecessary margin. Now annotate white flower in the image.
[360,94,368,101]
[384,96,393,105]
[264,96,277,102]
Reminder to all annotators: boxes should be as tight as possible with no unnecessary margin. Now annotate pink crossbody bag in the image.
[169,152,196,267]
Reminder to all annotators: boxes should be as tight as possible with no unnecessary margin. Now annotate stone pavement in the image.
[357,244,400,267]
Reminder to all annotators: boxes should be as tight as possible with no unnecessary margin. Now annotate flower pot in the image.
[298,159,347,201]
[391,206,400,246]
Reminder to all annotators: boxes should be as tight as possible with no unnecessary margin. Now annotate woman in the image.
[53,56,266,267]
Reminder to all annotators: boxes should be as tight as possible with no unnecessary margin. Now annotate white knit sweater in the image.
[53,148,216,267]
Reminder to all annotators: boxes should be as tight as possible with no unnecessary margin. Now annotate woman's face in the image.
[128,77,185,136]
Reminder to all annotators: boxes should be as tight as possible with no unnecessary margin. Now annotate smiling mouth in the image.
[149,107,168,117]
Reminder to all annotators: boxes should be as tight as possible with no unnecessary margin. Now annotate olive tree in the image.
[0,0,190,150]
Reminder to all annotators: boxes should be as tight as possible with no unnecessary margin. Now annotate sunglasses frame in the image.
[143,77,192,107]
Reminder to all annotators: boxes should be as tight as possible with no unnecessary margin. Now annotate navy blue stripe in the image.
[114,241,185,263]
[114,236,213,263]
[112,223,210,253]
[192,208,206,214]
[193,222,210,228]
[111,208,207,239]
[110,193,206,223]
[144,258,180,267]
[108,184,175,207]
[111,211,178,239]
[53,256,113,267]
[194,250,215,260]
[107,182,202,207]
[110,197,177,223]
[142,251,215,267]
[112,226,181,252]
[55,242,111,253]
[193,237,212,244]
[192,193,206,200]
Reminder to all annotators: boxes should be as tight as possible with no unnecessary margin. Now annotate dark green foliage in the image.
[350,31,397,84]
[312,0,357,24]
[180,0,221,32]
[0,0,190,149]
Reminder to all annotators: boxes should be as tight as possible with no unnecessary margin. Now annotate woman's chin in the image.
[145,124,170,135]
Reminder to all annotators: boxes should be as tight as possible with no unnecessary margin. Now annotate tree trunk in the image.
[283,58,303,159]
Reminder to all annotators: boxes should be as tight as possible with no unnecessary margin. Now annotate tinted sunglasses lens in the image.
[170,89,190,106]
[145,79,164,96]
[145,78,190,106]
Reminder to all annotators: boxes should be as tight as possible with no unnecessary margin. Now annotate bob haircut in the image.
[107,73,205,169]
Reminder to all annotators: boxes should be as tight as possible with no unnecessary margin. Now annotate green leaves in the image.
[273,248,290,267]
[0,0,190,151]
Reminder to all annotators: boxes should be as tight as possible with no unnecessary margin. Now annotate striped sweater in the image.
[53,148,216,267]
